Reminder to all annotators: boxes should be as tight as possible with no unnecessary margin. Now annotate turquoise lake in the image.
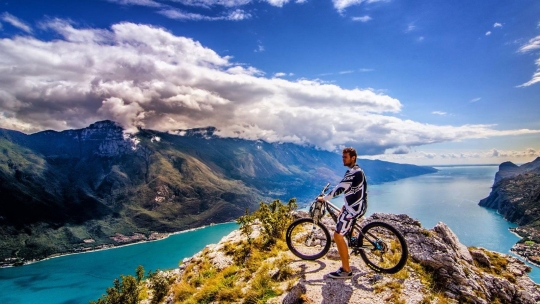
[0,165,538,303]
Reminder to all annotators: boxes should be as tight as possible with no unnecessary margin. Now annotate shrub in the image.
[91,265,144,304]
[253,198,297,244]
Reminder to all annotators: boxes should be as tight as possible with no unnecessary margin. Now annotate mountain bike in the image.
[286,183,408,274]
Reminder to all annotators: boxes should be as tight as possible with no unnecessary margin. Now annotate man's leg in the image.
[334,232,350,272]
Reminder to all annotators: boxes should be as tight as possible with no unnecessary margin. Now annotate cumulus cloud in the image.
[517,35,540,87]
[1,12,33,33]
[493,22,502,28]
[0,21,539,154]
[391,146,410,155]
[485,31,491,36]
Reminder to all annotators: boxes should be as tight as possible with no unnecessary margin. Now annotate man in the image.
[318,147,367,279]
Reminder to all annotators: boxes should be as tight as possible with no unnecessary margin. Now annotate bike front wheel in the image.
[358,221,408,274]
[286,218,331,260]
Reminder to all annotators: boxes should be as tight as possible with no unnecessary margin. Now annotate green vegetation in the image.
[91,266,144,304]
[92,198,298,304]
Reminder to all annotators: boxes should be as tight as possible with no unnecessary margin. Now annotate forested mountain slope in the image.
[0,120,436,263]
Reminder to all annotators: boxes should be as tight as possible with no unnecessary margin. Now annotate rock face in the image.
[478,158,540,258]
[169,213,540,304]
[371,213,539,304]
[479,158,540,225]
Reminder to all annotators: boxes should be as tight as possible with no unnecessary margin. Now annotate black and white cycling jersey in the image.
[322,164,367,216]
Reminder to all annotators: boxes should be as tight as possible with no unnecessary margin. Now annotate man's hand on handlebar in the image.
[317,196,325,202]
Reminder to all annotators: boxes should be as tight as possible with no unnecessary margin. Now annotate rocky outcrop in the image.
[370,213,538,304]
[164,213,540,304]
[493,158,540,184]
[479,158,540,224]
[478,159,540,265]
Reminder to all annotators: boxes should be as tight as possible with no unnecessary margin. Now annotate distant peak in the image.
[88,120,123,129]
[499,161,518,169]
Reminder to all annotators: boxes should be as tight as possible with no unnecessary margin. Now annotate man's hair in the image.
[342,147,357,159]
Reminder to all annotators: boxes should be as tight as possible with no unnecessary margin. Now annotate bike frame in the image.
[321,200,365,250]
[311,184,374,252]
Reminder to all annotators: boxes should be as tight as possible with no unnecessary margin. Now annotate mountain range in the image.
[0,120,436,263]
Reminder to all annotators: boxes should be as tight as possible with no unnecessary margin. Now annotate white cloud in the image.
[406,23,416,33]
[332,0,387,13]
[432,111,447,116]
[359,68,374,72]
[1,12,33,34]
[106,0,163,7]
[0,21,538,154]
[417,36,424,42]
[264,0,291,7]
[485,31,491,36]
[159,8,251,21]
[493,22,502,28]
[470,97,481,103]
[518,36,540,53]
[273,72,294,78]
[517,36,540,87]
[368,147,540,165]
[339,70,355,74]
[162,0,251,7]
[352,15,372,22]
[255,41,265,52]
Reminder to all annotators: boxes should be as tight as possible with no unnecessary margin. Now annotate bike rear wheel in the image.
[358,221,408,274]
[286,218,331,260]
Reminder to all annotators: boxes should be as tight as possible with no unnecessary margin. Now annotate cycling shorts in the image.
[335,206,360,236]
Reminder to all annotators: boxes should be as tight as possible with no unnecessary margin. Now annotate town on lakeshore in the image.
[1,232,169,268]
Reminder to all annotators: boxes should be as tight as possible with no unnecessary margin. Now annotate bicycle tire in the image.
[286,218,332,260]
[358,221,408,274]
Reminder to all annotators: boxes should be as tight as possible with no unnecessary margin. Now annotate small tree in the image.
[236,207,255,244]
[91,266,144,304]
[254,198,297,244]
[147,270,171,304]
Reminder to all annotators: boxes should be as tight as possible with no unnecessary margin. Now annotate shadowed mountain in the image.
[0,120,437,262]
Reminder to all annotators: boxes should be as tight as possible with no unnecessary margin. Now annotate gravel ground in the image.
[282,251,427,304]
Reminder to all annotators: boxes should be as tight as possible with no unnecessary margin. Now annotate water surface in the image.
[1,166,538,304]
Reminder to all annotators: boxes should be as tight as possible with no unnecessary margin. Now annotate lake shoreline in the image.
[0,222,235,269]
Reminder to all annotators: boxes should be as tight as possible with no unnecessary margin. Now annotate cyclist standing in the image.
[317,147,367,279]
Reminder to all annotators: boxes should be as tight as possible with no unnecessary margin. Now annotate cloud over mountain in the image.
[0,20,538,154]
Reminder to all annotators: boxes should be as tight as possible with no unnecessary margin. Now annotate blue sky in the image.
[0,0,539,165]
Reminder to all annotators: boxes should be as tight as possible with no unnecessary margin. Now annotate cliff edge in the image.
[479,158,540,265]
[132,213,539,304]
